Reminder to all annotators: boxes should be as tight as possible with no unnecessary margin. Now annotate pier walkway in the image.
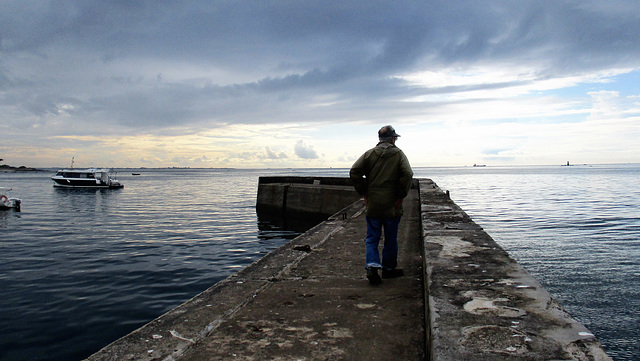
[180,188,424,360]
[87,179,611,361]
[88,187,424,361]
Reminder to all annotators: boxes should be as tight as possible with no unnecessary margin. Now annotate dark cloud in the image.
[5,1,640,68]
[1,0,640,137]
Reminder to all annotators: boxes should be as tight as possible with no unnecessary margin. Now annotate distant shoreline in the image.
[0,164,45,172]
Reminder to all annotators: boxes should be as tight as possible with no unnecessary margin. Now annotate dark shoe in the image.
[367,267,382,285]
[382,268,404,279]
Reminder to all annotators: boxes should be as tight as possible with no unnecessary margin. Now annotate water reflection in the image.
[256,208,326,237]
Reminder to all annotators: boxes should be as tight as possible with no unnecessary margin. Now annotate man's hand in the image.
[394,198,403,209]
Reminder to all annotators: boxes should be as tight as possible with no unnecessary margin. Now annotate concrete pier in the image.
[86,178,611,361]
[256,176,362,218]
[419,179,611,361]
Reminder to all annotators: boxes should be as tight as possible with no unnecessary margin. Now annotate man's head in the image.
[378,125,400,143]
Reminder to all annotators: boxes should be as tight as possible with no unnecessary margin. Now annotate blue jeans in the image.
[365,216,401,270]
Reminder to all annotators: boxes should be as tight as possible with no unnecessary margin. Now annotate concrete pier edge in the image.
[86,198,369,361]
[86,178,612,360]
[418,179,611,360]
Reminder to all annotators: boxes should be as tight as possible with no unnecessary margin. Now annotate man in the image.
[350,125,413,285]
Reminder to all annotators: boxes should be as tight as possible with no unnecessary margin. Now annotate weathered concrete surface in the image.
[87,187,424,361]
[256,176,362,218]
[419,179,611,361]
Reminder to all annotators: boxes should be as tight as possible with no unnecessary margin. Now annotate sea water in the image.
[1,165,638,360]
[417,164,640,361]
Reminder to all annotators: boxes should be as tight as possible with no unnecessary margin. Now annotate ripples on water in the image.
[416,165,640,361]
[0,169,321,361]
[1,166,639,360]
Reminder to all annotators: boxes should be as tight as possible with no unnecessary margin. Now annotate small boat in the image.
[51,168,124,189]
[0,187,21,211]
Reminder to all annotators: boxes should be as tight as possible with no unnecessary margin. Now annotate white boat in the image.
[51,168,124,189]
[0,187,21,211]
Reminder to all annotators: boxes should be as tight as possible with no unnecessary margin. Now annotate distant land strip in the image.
[0,164,44,172]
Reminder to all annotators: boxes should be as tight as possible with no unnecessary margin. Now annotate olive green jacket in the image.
[349,142,413,217]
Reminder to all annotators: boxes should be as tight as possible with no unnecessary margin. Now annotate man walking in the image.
[350,125,413,285]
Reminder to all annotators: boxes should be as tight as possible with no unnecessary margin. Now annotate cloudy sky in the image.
[1,1,639,168]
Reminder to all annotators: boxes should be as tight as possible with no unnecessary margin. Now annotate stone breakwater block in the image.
[256,177,361,217]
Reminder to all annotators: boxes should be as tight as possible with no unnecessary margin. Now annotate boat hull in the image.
[52,183,124,189]
[0,197,21,211]
[52,179,123,189]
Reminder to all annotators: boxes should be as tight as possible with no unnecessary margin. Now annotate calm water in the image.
[1,165,638,360]
[417,164,640,361]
